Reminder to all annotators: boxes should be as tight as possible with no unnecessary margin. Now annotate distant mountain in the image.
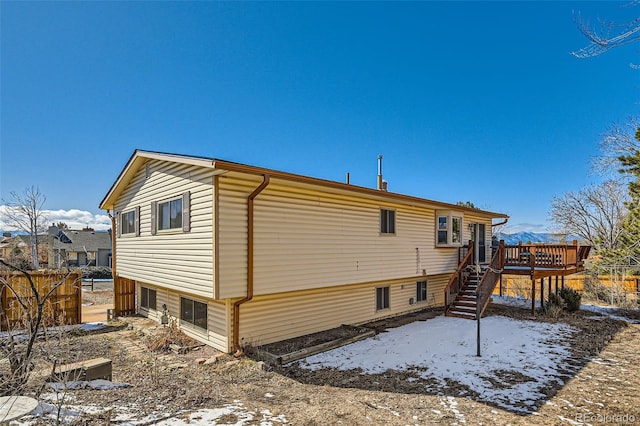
[497,232,582,245]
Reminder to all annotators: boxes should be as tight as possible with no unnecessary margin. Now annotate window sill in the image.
[435,244,462,248]
[180,321,208,333]
[156,229,184,235]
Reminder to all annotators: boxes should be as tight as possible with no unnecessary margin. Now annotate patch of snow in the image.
[264,392,275,398]
[441,396,466,424]
[47,379,130,391]
[580,304,640,324]
[79,322,108,331]
[16,399,287,425]
[296,315,577,413]
[492,295,541,308]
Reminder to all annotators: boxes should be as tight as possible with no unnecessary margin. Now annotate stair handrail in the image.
[444,241,474,313]
[475,240,505,317]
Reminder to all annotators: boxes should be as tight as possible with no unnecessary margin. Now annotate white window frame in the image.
[151,191,190,235]
[436,211,464,247]
[157,196,183,231]
[119,207,139,237]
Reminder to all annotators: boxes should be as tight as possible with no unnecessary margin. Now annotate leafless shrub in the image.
[144,322,198,353]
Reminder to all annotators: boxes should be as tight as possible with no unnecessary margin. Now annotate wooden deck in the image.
[501,241,590,279]
[444,241,591,318]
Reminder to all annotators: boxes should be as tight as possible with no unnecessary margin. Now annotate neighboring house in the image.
[47,226,112,268]
[0,233,49,267]
[0,232,13,260]
[100,150,508,353]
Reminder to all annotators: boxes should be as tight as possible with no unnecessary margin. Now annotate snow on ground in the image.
[47,379,130,391]
[0,322,107,340]
[491,295,540,309]
[493,294,640,324]
[580,304,640,324]
[17,395,288,425]
[296,315,578,413]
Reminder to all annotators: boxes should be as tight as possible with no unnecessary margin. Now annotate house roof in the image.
[100,149,509,219]
[51,229,112,252]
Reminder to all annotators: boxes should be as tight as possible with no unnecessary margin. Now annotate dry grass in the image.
[144,322,199,353]
[16,307,640,425]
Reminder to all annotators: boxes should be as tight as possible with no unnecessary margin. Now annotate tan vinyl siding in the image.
[135,281,229,352]
[238,274,450,347]
[217,173,477,297]
[114,160,216,299]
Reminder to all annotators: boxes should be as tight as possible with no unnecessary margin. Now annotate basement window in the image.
[181,297,208,330]
[416,281,428,302]
[141,286,157,311]
[376,286,390,310]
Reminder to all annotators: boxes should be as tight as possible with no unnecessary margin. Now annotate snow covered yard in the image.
[5,306,638,425]
[295,315,578,413]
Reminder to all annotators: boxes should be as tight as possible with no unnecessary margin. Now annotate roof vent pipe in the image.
[377,155,383,190]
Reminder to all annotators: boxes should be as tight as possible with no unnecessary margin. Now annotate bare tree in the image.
[0,260,80,396]
[550,180,629,253]
[1,189,80,395]
[1,187,48,269]
[572,2,640,59]
[592,116,640,176]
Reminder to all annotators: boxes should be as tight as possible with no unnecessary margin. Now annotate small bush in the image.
[583,277,610,303]
[145,322,198,352]
[82,266,112,279]
[542,293,565,319]
[559,287,582,312]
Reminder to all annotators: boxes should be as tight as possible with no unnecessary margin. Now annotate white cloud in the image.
[0,206,111,232]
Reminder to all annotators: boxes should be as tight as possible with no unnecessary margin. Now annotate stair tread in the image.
[446,312,476,319]
[453,301,477,307]
[449,306,476,314]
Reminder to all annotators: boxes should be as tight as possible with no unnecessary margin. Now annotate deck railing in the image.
[444,242,474,313]
[476,241,504,317]
[503,241,590,272]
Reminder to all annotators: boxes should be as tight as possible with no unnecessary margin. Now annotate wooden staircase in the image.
[444,242,504,320]
[446,267,484,319]
[444,240,593,319]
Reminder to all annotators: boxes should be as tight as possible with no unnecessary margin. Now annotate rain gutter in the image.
[232,174,270,351]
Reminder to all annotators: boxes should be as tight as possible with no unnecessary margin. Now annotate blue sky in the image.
[1,1,638,232]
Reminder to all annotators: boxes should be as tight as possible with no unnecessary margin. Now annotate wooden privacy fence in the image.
[114,276,136,316]
[0,270,82,331]
[494,275,640,299]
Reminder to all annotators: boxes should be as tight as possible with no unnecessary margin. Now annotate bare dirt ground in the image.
[81,283,114,323]
[22,291,640,425]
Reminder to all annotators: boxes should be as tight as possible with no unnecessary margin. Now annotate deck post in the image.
[540,278,544,310]
[476,291,481,357]
[555,276,559,295]
[548,277,551,299]
[561,275,565,290]
[531,277,536,316]
[499,275,503,297]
